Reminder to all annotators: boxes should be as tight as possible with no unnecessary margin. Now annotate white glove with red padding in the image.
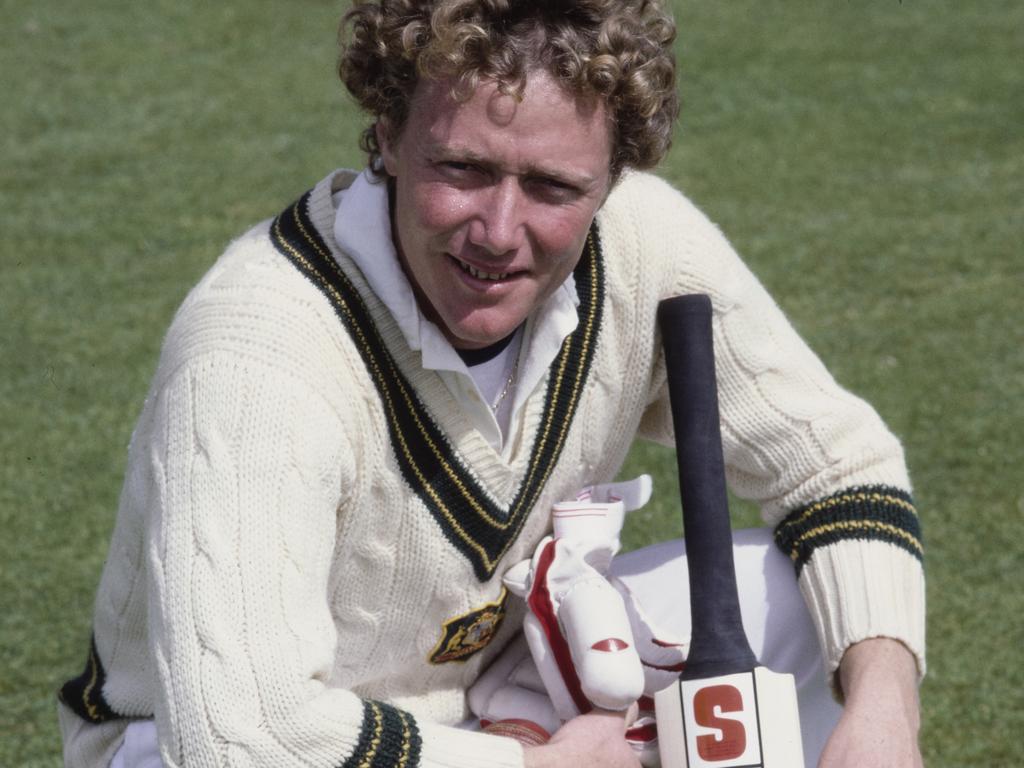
[502,475,655,718]
[504,532,643,716]
[470,476,687,765]
[556,475,687,695]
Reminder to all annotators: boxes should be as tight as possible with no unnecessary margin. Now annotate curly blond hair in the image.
[338,0,678,179]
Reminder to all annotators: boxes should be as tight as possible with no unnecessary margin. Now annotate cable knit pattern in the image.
[606,173,923,683]
[59,169,923,765]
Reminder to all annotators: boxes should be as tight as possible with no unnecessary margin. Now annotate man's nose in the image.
[468,177,525,255]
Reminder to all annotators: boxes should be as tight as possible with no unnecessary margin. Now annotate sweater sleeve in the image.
[146,352,523,768]
[624,174,925,686]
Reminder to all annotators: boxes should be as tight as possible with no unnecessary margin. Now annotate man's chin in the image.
[444,320,523,351]
[433,296,538,350]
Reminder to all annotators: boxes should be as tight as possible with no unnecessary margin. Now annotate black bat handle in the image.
[657,294,758,680]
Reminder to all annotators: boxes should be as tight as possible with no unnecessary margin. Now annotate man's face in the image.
[378,70,613,350]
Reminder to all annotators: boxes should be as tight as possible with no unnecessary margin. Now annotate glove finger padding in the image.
[506,536,645,718]
[611,575,689,695]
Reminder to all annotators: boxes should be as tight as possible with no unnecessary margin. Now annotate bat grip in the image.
[657,295,758,679]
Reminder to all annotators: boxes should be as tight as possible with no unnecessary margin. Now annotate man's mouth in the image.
[452,255,512,282]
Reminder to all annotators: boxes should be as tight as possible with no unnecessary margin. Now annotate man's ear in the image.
[376,120,399,176]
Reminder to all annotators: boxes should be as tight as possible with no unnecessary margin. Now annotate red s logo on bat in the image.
[676,672,764,767]
[693,685,746,760]
[658,669,802,768]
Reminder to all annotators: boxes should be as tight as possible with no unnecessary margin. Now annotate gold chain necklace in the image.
[490,354,520,414]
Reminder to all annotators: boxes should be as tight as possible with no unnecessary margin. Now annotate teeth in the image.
[457,258,510,281]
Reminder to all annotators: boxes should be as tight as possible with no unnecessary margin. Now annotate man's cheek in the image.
[413,187,471,231]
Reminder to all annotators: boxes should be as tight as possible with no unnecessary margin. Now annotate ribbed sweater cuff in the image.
[798,539,926,696]
[418,720,525,768]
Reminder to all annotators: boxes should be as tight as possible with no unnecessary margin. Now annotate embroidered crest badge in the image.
[429,589,508,664]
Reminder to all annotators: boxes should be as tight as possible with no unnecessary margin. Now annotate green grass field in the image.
[2,1,1021,764]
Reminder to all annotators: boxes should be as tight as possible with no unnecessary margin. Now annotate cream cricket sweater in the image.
[59,170,924,767]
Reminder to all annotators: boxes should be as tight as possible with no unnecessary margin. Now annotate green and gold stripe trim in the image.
[57,637,423,767]
[341,699,421,768]
[57,634,121,723]
[773,485,923,575]
[270,191,604,581]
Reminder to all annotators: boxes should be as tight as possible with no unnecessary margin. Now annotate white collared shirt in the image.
[331,170,580,456]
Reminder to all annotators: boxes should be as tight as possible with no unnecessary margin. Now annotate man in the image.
[58,1,924,766]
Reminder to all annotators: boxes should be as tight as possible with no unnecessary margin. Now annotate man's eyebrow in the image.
[429,146,493,168]
[524,163,599,189]
[429,145,600,189]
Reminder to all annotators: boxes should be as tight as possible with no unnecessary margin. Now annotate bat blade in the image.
[654,295,804,767]
[655,667,803,767]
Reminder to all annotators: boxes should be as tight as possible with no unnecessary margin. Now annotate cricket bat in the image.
[653,295,804,768]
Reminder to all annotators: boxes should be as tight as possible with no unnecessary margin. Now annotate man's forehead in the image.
[404,74,612,181]
[409,74,605,123]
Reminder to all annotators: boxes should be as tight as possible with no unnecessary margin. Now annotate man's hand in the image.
[818,638,923,768]
[524,707,641,768]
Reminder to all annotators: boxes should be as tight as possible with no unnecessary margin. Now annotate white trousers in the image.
[110,528,841,767]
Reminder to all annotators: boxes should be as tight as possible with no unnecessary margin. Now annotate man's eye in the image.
[530,177,579,201]
[542,178,571,191]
